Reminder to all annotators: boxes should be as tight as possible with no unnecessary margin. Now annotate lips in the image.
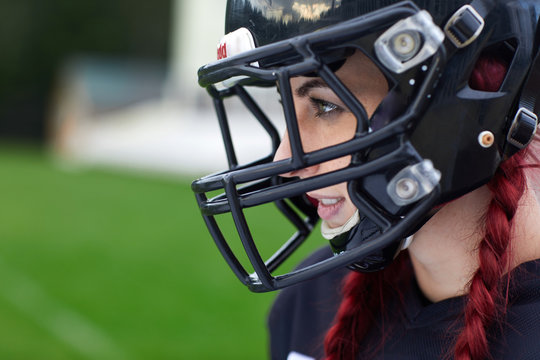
[307,193,345,221]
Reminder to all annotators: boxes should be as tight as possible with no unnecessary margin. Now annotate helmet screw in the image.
[478,131,495,148]
[395,177,419,200]
[390,31,421,61]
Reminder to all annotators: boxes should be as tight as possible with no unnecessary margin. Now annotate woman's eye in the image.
[310,98,341,117]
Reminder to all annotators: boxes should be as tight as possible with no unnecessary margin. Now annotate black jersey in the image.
[268,247,540,360]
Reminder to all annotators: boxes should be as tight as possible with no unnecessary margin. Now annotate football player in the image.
[192,1,540,358]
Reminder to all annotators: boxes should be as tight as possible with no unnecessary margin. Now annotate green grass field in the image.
[0,144,328,359]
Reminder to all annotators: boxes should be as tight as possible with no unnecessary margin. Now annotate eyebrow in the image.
[295,79,329,97]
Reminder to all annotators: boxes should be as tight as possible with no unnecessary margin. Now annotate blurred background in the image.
[0,1,327,358]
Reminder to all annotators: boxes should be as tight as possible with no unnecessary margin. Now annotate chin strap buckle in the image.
[444,5,485,48]
[507,107,538,149]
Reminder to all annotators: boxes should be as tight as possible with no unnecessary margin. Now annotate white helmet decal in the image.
[217,27,257,60]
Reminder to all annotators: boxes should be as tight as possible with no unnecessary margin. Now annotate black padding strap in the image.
[504,49,540,157]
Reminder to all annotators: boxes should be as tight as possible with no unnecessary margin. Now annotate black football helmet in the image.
[192,0,540,292]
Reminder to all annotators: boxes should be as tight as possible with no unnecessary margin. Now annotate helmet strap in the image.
[321,210,360,240]
[504,48,540,157]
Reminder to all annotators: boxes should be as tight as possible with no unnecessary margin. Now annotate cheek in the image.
[342,190,357,217]
[297,113,357,153]
[319,154,352,173]
[296,113,356,174]
[324,114,357,144]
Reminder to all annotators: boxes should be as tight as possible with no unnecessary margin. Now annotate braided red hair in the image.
[324,53,527,359]
[453,153,526,359]
[324,254,411,360]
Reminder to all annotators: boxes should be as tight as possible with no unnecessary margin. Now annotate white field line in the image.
[0,256,130,360]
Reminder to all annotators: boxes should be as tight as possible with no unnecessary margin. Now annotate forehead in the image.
[337,51,383,76]
[290,51,387,94]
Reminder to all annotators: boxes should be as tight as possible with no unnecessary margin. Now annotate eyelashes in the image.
[309,97,343,118]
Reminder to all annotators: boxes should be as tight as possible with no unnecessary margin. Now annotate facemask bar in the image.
[199,82,322,287]
[195,149,439,292]
[193,2,447,291]
[266,190,319,272]
[207,85,281,170]
[275,63,372,170]
[194,100,442,292]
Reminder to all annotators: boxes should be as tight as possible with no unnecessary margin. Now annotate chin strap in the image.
[321,210,360,240]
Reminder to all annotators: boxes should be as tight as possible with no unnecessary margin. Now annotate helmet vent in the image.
[468,40,516,92]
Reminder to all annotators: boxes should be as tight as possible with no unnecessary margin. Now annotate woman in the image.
[192,0,540,359]
[268,50,540,360]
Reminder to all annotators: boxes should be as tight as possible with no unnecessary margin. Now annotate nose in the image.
[273,131,291,163]
[273,130,319,178]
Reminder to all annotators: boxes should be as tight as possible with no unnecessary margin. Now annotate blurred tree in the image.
[0,0,171,142]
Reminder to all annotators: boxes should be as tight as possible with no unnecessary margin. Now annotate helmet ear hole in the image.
[468,40,516,92]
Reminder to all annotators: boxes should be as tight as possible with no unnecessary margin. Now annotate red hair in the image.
[324,254,411,360]
[324,54,526,359]
[453,152,526,359]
